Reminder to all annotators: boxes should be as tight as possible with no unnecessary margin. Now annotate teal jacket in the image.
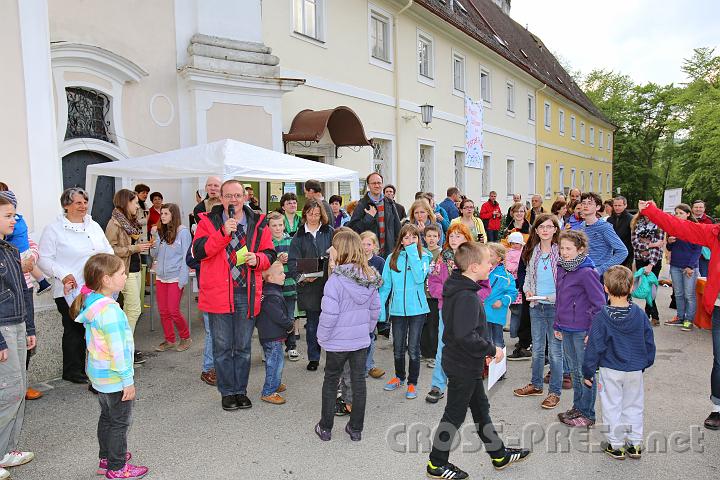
[484,264,518,325]
[379,246,431,321]
[75,292,134,393]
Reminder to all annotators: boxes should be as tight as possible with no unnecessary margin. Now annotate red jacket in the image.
[644,202,719,314]
[479,200,502,231]
[191,204,276,316]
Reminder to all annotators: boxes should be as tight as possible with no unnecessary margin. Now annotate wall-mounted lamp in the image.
[402,103,434,128]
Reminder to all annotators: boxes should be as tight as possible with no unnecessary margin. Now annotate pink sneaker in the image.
[105,463,148,479]
[96,453,132,475]
[561,414,595,428]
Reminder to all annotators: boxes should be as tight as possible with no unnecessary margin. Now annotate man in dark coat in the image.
[608,195,634,269]
[347,172,401,258]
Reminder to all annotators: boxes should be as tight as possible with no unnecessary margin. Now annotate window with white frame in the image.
[506,158,515,196]
[506,81,515,113]
[293,0,324,41]
[571,115,576,139]
[580,170,585,190]
[527,93,535,121]
[452,52,465,93]
[454,151,465,192]
[528,161,536,197]
[559,166,565,193]
[369,8,391,64]
[580,122,586,143]
[543,102,551,129]
[599,130,604,150]
[372,139,392,184]
[418,32,434,80]
[606,173,611,193]
[589,126,595,147]
[588,171,594,190]
[607,133,612,151]
[418,144,434,192]
[482,154,491,196]
[570,168,576,188]
[480,68,491,102]
[544,164,552,198]
[598,172,602,193]
[559,110,565,135]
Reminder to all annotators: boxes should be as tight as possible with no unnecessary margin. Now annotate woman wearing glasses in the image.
[38,188,114,384]
[450,198,487,243]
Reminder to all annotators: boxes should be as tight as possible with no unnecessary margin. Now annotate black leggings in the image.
[55,297,88,378]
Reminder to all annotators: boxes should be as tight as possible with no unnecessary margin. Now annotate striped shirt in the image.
[273,233,297,298]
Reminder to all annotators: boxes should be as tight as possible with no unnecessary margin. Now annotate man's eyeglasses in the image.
[222,194,245,200]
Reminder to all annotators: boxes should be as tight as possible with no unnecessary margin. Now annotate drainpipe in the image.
[393,0,412,198]
[535,83,547,201]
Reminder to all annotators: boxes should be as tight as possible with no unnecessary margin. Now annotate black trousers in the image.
[420,298,440,359]
[98,391,134,471]
[429,375,506,466]
[320,349,368,432]
[516,294,532,350]
[635,259,662,320]
[55,297,88,378]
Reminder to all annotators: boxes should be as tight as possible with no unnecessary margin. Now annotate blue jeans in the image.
[431,312,447,391]
[391,314,425,385]
[208,294,254,396]
[487,322,505,348]
[202,312,213,372]
[712,308,720,406]
[670,266,698,321]
[305,310,321,362]
[530,304,563,395]
[261,340,285,396]
[509,304,522,338]
[366,330,376,373]
[563,330,596,420]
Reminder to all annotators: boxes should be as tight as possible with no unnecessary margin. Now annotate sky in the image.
[510,0,720,85]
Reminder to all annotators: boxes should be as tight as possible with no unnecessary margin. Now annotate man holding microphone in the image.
[192,180,276,411]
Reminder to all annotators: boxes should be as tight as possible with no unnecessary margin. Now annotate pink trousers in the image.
[155,281,190,343]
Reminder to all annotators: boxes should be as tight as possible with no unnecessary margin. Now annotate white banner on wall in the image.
[465,96,484,169]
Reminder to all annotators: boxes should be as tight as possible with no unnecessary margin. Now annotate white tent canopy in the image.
[85,139,360,207]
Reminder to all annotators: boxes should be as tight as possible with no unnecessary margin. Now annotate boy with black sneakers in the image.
[582,265,656,460]
[427,242,530,479]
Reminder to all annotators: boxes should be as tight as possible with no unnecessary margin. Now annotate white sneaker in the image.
[427,358,436,368]
[287,349,300,361]
[0,467,9,479]
[0,450,34,467]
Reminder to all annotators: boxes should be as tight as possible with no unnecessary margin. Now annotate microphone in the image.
[228,204,235,218]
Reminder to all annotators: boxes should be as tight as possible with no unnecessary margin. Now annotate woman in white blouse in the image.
[38,187,113,384]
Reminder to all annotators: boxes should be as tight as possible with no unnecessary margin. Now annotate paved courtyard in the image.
[12,287,720,479]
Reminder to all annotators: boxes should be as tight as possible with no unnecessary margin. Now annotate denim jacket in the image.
[0,239,35,350]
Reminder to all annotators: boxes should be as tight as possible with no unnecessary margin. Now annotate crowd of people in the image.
[0,172,718,479]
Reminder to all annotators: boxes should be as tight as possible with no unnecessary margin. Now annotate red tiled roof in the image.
[415,0,612,126]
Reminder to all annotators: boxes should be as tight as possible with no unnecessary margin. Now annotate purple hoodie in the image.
[428,250,491,309]
[554,256,606,332]
[318,264,382,352]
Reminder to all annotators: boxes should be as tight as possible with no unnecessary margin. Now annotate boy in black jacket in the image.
[427,243,530,479]
[257,262,294,405]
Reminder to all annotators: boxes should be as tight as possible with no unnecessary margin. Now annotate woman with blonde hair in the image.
[407,199,444,247]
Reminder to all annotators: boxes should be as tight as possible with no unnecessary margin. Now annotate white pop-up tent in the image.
[85,139,361,208]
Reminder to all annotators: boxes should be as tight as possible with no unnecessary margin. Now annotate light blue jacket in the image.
[484,264,518,325]
[379,246,431,321]
[150,226,192,289]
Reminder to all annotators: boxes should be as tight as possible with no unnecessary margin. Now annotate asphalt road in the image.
[13,286,720,479]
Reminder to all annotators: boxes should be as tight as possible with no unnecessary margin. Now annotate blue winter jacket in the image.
[484,264,518,325]
[378,246,431,321]
[582,303,656,380]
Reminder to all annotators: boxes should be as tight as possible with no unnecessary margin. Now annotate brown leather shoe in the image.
[513,384,544,397]
[155,341,177,352]
[176,338,193,352]
[201,369,217,386]
[563,374,573,390]
[260,392,286,405]
[705,412,720,430]
[25,387,43,400]
[276,383,286,393]
[368,367,385,379]
[541,393,560,409]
